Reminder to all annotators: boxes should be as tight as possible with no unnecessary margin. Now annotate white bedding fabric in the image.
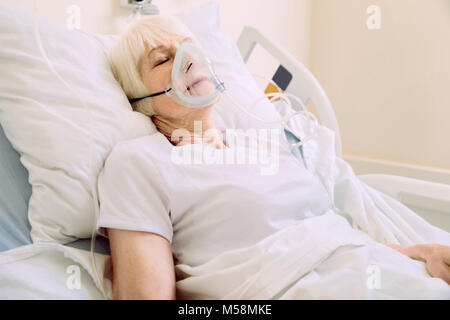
[0,243,111,299]
[175,212,450,299]
[0,4,155,244]
[1,122,449,299]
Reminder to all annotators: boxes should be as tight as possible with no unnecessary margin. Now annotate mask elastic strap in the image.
[129,87,172,103]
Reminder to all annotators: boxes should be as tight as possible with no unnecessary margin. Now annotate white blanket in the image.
[175,212,450,299]
[1,123,449,299]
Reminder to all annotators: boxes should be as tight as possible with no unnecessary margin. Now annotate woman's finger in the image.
[427,259,450,285]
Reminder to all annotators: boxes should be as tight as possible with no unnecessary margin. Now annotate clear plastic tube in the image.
[32,0,107,299]
[225,74,319,148]
[225,91,292,124]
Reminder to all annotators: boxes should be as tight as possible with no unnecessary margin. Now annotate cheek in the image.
[142,65,192,118]
[143,67,171,93]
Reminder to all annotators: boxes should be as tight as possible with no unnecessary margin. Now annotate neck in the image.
[152,107,227,149]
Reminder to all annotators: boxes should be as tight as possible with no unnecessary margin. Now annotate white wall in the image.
[310,0,450,181]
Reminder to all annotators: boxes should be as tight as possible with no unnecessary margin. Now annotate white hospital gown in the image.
[96,130,332,267]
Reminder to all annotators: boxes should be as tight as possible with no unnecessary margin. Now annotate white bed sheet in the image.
[0,242,111,299]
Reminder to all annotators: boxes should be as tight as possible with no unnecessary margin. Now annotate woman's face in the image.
[139,34,209,120]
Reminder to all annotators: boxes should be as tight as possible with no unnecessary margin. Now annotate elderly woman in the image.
[97,15,450,300]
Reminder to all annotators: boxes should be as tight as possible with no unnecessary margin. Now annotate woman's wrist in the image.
[401,244,431,262]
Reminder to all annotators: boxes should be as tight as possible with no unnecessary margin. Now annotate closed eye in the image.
[155,58,169,67]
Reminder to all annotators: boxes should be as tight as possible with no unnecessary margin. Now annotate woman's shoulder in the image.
[106,132,172,168]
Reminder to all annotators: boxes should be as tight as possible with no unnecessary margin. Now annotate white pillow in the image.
[0,4,154,243]
[0,2,280,244]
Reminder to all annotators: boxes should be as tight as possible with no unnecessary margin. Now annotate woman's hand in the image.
[385,243,450,285]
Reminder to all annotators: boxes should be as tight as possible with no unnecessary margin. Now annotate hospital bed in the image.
[1,3,450,298]
[237,26,450,233]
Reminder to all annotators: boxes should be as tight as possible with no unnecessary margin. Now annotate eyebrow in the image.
[146,46,167,61]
